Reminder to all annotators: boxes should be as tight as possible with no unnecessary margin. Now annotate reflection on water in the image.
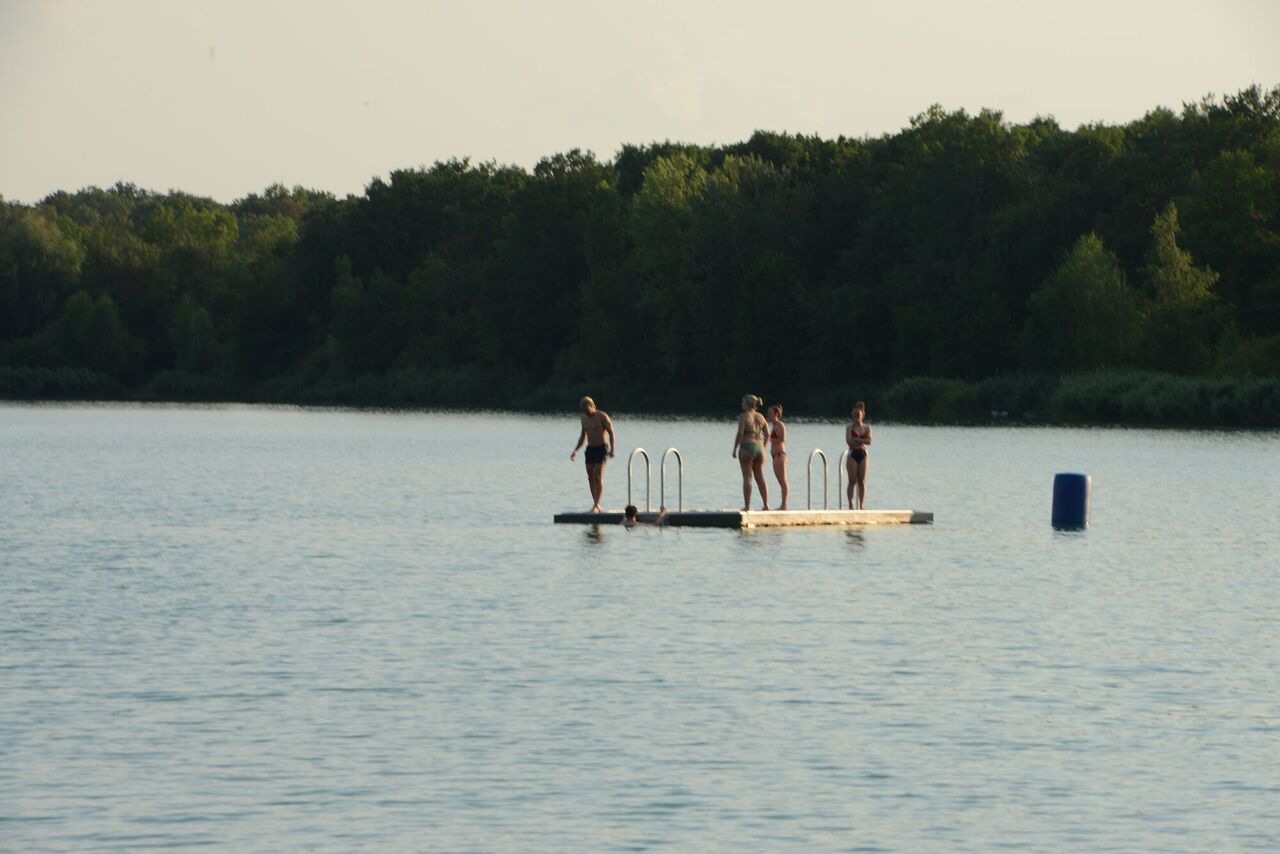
[582,524,608,546]
[843,530,867,548]
[2,405,1278,852]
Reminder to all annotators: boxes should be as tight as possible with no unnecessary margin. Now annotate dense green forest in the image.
[3,86,1279,425]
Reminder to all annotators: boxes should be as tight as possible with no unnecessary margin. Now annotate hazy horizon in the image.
[4,0,1279,204]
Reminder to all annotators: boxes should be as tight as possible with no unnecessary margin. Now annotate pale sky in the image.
[3,0,1279,204]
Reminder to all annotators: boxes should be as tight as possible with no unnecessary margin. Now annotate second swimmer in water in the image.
[622,505,669,528]
[766,403,789,510]
[732,393,770,511]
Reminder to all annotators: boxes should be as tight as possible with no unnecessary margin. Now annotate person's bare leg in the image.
[754,457,769,510]
[772,455,789,509]
[846,460,856,509]
[855,458,868,509]
[587,463,604,511]
[739,456,754,510]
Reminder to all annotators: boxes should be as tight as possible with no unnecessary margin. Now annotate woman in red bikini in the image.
[845,400,872,510]
[766,403,789,510]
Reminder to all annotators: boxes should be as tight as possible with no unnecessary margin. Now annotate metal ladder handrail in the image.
[627,447,652,511]
[806,449,828,510]
[660,447,684,511]
[836,448,851,509]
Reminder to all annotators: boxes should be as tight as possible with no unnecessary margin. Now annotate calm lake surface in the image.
[2,404,1277,852]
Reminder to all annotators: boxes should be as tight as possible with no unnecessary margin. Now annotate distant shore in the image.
[4,367,1277,429]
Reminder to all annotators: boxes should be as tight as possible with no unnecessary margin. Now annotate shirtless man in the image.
[569,396,616,512]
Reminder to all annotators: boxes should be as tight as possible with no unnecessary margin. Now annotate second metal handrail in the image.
[806,449,828,510]
[628,447,652,511]
[836,448,851,509]
[660,447,684,511]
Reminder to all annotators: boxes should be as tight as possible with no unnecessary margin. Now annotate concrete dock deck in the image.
[553,509,933,528]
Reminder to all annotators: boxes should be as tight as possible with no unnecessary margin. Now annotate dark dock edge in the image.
[553,509,933,528]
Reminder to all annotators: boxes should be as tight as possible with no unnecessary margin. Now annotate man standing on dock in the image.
[570,396,616,512]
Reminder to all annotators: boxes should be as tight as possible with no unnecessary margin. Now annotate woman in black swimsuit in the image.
[845,400,872,510]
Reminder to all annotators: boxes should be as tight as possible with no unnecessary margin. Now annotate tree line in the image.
[2,85,1278,423]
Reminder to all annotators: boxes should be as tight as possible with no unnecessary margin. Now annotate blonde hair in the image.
[579,396,595,413]
[740,393,762,412]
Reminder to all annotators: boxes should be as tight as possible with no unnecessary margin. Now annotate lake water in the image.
[2,404,1277,852]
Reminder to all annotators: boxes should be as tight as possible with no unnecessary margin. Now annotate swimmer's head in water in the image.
[624,504,639,520]
[741,394,762,412]
[579,396,596,414]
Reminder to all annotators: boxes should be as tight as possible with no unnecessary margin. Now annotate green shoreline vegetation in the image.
[2,365,1276,429]
[3,87,1279,427]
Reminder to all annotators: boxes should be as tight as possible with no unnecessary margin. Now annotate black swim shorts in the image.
[584,444,608,465]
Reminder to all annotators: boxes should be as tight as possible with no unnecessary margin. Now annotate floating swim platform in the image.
[553,509,933,529]
[561,446,933,529]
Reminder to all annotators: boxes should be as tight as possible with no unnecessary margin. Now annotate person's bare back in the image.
[737,410,767,445]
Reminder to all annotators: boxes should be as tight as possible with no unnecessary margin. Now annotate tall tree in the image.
[0,205,84,339]
[1140,202,1225,372]
[1022,233,1144,372]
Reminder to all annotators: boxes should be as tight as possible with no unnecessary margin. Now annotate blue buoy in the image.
[1052,473,1090,528]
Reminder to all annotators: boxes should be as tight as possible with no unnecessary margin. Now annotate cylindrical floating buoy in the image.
[1052,473,1091,528]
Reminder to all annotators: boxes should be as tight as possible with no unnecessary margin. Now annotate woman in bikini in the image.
[732,393,770,511]
[845,400,872,510]
[766,403,789,510]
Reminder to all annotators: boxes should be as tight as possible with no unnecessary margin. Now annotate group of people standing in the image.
[732,394,871,512]
[569,394,872,514]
